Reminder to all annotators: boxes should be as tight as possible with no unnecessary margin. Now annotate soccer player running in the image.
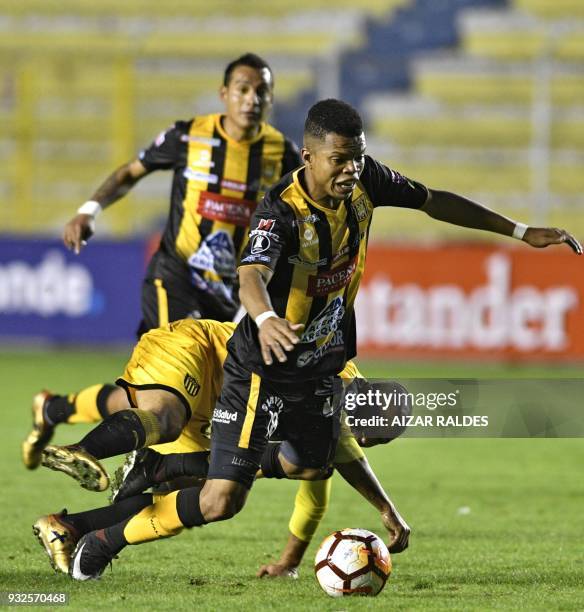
[66,99,581,579]
[22,53,301,470]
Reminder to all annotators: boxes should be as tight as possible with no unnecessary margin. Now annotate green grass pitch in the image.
[1,349,583,610]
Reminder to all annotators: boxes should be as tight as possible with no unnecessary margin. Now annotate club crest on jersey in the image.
[250,234,271,254]
[300,297,345,343]
[350,194,370,222]
[183,374,200,397]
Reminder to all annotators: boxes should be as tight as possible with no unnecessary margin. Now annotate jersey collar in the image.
[214,114,266,146]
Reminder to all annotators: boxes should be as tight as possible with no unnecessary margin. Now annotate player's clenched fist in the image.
[257,316,303,365]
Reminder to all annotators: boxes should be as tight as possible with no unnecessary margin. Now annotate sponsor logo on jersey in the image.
[350,194,370,222]
[294,213,320,226]
[183,374,200,397]
[197,191,256,227]
[287,254,328,268]
[231,455,256,468]
[261,396,284,438]
[221,178,247,193]
[257,219,276,232]
[183,168,218,184]
[296,330,345,367]
[301,297,345,343]
[261,159,280,182]
[307,257,357,297]
[181,135,222,147]
[241,254,271,264]
[188,231,236,278]
[331,245,350,265]
[212,408,238,424]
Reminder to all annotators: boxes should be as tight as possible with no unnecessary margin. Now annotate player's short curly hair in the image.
[304,99,363,140]
[223,53,274,87]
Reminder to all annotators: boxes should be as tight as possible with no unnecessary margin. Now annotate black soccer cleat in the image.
[69,530,117,581]
[110,448,163,504]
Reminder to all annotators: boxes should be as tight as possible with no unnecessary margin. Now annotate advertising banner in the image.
[0,237,145,344]
[356,244,583,361]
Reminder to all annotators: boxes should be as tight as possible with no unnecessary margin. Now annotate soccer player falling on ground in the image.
[21,53,301,471]
[32,318,410,577]
[48,98,579,579]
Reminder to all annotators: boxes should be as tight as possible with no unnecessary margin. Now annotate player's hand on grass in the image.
[381,506,411,553]
[523,227,583,255]
[258,318,304,365]
[63,214,95,254]
[256,563,299,579]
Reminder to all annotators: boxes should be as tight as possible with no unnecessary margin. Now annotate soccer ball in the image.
[314,528,391,597]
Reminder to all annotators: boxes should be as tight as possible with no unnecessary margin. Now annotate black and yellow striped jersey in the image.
[139,113,300,299]
[229,156,428,382]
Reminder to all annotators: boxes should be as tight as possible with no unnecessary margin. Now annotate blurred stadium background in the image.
[1,0,583,356]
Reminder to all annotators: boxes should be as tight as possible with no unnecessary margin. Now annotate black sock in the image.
[96,384,118,419]
[157,452,210,482]
[176,487,207,527]
[44,396,75,426]
[64,493,153,536]
[260,443,286,479]
[78,410,148,459]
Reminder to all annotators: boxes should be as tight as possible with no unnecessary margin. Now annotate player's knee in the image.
[155,405,188,442]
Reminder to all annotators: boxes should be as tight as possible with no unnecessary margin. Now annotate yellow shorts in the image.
[116,318,234,454]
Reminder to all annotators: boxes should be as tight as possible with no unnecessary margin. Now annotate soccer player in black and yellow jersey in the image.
[22,53,300,470]
[63,98,582,579]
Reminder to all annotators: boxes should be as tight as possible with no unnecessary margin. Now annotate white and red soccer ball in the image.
[314,528,391,597]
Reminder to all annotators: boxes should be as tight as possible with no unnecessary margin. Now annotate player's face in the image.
[221,65,273,136]
[302,132,366,204]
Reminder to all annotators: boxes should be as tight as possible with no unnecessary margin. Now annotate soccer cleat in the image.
[69,530,117,581]
[32,511,80,574]
[22,391,56,469]
[42,445,110,492]
[110,449,160,504]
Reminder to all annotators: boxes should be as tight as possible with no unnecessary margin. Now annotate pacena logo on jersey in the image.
[300,297,345,343]
[307,256,357,297]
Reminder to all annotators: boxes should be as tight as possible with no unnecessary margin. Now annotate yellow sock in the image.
[289,479,331,543]
[123,491,184,544]
[67,385,103,424]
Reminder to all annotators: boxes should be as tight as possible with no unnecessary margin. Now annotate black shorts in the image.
[207,354,341,488]
[137,250,238,337]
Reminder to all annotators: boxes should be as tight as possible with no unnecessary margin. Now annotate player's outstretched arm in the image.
[335,454,410,553]
[421,189,582,255]
[239,265,303,365]
[63,159,148,254]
